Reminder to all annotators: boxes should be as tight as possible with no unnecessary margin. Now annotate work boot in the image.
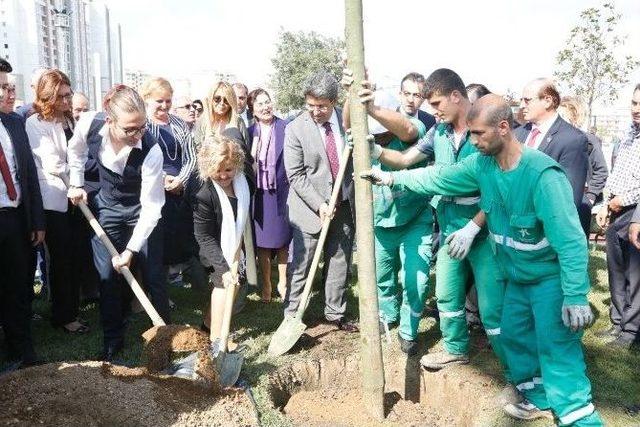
[397,333,418,356]
[496,384,522,406]
[420,350,469,370]
[503,400,554,421]
[610,334,636,350]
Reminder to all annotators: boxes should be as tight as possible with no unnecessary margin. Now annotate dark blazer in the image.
[0,112,45,233]
[191,177,254,284]
[585,132,608,203]
[284,108,354,234]
[417,110,436,133]
[14,103,33,123]
[515,116,588,206]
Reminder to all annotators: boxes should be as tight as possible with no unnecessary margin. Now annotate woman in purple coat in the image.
[248,89,291,302]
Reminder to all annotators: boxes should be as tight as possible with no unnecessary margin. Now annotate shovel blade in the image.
[267,315,307,357]
[216,351,244,387]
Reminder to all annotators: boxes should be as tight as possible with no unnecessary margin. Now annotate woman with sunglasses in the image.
[140,77,206,290]
[247,88,291,302]
[66,85,170,361]
[25,69,90,333]
[194,81,250,150]
[172,95,197,132]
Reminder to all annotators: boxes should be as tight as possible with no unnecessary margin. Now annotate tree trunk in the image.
[344,0,385,421]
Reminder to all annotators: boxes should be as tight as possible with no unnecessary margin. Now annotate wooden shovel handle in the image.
[215,245,242,350]
[296,144,353,319]
[56,173,166,327]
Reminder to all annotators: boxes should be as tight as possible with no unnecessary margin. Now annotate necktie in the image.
[527,127,541,148]
[0,142,17,201]
[322,122,339,180]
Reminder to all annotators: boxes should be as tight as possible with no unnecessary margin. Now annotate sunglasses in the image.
[213,96,230,106]
[177,103,201,112]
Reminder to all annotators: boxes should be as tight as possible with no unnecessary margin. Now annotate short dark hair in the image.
[424,68,467,100]
[232,82,248,94]
[303,71,338,102]
[0,59,12,73]
[193,99,203,107]
[466,83,491,101]
[467,97,514,129]
[400,72,426,93]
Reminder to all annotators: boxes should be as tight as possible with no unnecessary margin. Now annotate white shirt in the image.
[25,115,71,212]
[68,111,165,252]
[239,110,249,128]
[0,119,21,207]
[526,113,559,150]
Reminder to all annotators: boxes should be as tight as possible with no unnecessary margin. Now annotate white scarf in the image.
[211,174,250,268]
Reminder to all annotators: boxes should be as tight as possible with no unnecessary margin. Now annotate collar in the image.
[532,113,558,135]
[99,124,143,149]
[319,109,339,129]
[398,106,418,119]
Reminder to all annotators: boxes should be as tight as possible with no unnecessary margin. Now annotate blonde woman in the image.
[67,84,170,361]
[140,77,205,288]
[194,81,250,149]
[192,136,253,340]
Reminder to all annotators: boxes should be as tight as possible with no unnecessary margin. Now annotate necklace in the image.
[158,123,178,161]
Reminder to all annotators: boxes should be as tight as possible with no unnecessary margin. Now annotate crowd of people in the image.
[0,53,639,426]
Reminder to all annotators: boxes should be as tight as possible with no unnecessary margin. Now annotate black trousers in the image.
[578,196,593,238]
[0,206,35,361]
[91,194,170,350]
[605,207,640,340]
[69,204,100,300]
[45,209,79,326]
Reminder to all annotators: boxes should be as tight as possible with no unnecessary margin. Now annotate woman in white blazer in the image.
[25,69,90,334]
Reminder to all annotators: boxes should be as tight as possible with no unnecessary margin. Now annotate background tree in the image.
[554,2,639,126]
[270,30,344,113]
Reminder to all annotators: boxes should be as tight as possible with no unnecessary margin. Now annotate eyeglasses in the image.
[213,96,230,106]
[402,91,423,100]
[177,103,199,111]
[1,84,16,93]
[305,103,331,112]
[115,122,147,137]
[521,97,534,105]
[57,93,73,102]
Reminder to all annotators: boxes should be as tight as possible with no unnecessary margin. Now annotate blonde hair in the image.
[139,77,173,100]
[103,84,146,120]
[559,96,586,128]
[197,135,246,180]
[203,81,239,136]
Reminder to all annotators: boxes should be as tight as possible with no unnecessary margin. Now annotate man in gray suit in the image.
[283,71,357,331]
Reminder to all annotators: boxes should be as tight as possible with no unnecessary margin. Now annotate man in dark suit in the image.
[284,71,357,331]
[0,59,45,367]
[398,72,436,132]
[515,78,588,207]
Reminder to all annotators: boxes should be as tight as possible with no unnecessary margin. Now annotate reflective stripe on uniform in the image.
[516,376,543,391]
[410,309,423,318]
[438,309,465,318]
[441,196,481,205]
[491,233,550,251]
[559,403,595,425]
[485,327,501,336]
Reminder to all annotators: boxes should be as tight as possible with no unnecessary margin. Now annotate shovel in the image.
[211,247,244,387]
[56,173,165,326]
[268,144,353,356]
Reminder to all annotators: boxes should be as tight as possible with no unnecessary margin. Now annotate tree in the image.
[270,30,344,113]
[554,2,639,125]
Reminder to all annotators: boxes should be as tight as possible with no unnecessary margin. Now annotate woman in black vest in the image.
[67,85,169,361]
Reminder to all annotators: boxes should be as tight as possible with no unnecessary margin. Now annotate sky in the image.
[105,0,640,111]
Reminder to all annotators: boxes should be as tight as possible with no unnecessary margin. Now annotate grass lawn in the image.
[1,246,639,426]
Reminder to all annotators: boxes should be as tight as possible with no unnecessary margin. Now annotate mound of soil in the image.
[0,362,258,427]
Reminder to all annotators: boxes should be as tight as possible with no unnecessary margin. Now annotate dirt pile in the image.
[0,361,258,426]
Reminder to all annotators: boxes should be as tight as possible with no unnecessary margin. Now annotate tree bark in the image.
[344,0,385,421]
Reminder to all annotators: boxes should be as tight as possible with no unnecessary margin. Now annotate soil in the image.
[268,322,503,427]
[0,361,258,427]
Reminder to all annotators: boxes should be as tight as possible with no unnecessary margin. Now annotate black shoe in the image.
[610,334,635,350]
[397,333,418,356]
[328,318,359,333]
[594,326,621,339]
[100,344,123,362]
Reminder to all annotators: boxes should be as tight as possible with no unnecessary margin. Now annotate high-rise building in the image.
[0,0,122,109]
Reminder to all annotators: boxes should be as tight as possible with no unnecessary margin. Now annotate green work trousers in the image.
[436,236,509,377]
[375,215,432,341]
[502,276,603,426]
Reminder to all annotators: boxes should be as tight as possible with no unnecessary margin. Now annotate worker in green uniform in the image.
[343,74,433,355]
[362,94,602,426]
[352,69,508,373]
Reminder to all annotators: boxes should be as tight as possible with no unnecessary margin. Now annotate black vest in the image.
[87,113,157,206]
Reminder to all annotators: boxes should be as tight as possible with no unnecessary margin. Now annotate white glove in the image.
[345,130,381,159]
[444,220,481,259]
[561,304,594,332]
[360,169,393,186]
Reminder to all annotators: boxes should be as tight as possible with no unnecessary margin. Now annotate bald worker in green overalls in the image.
[362,94,602,426]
